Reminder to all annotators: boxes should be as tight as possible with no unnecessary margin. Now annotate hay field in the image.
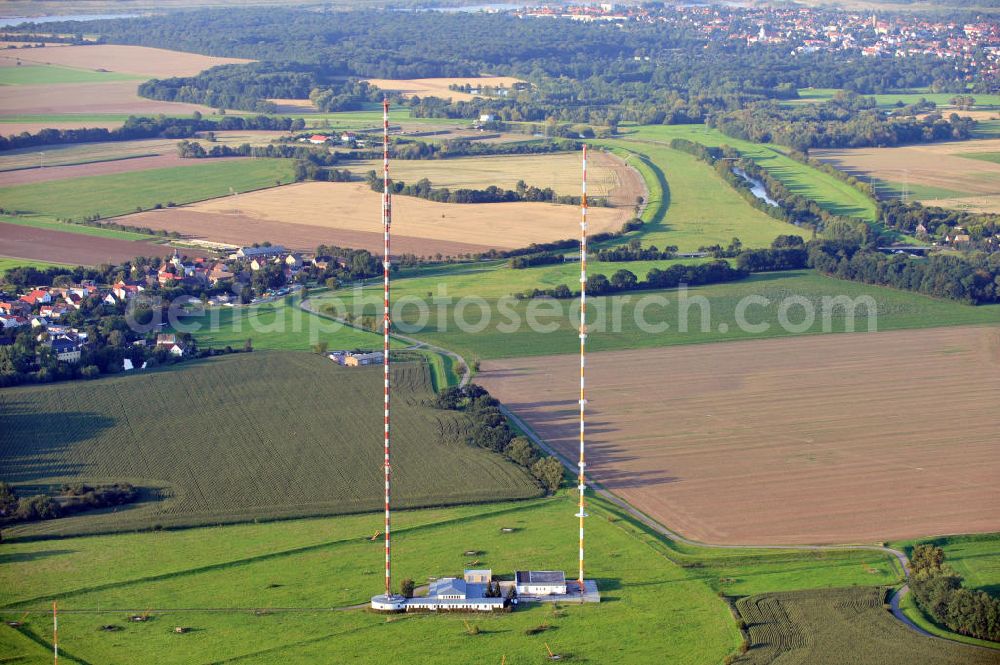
[138,181,623,255]
[0,44,250,77]
[813,139,1000,212]
[0,353,542,538]
[364,76,524,101]
[479,325,1000,545]
[346,150,642,204]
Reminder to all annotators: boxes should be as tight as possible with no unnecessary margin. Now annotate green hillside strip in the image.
[595,137,808,251]
[322,269,1000,360]
[959,152,1000,164]
[0,352,542,538]
[0,64,142,86]
[0,256,74,272]
[624,124,878,222]
[0,214,157,241]
[0,159,294,221]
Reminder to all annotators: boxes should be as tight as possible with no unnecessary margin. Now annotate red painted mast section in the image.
[382,96,393,599]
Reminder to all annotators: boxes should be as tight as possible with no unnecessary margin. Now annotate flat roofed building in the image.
[515,570,567,596]
[464,569,492,584]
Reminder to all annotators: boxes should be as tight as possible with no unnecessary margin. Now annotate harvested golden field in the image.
[814,139,1000,212]
[479,325,1000,545]
[126,181,623,256]
[346,150,643,205]
[117,207,493,257]
[364,76,524,102]
[0,44,250,77]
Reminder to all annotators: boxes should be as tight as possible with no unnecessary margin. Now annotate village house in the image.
[0,315,28,329]
[49,335,82,363]
[155,333,187,356]
[20,289,52,306]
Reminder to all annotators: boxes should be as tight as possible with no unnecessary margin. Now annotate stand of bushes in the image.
[433,384,564,493]
[0,482,139,526]
[909,544,1000,643]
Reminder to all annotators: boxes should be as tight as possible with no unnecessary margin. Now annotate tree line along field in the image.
[318,269,1000,362]
[0,490,926,665]
[0,352,542,538]
[134,181,625,257]
[345,150,636,202]
[733,587,996,665]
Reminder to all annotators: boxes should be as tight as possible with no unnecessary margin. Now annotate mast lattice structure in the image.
[576,145,589,590]
[382,96,393,600]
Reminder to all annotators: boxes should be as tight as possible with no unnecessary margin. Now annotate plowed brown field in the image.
[479,326,1000,545]
[0,223,201,265]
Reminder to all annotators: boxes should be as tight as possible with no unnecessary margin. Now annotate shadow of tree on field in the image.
[0,402,117,483]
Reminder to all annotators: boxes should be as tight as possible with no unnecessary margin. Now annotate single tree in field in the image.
[400,578,415,598]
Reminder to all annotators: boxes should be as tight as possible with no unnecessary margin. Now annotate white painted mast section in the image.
[382,96,393,600]
[576,144,589,589]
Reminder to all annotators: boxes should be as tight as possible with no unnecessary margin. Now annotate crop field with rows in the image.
[732,587,995,664]
[0,352,542,538]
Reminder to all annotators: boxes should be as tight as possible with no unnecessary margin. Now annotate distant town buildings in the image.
[328,350,384,367]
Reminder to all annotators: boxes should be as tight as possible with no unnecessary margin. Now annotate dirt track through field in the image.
[479,326,1000,545]
[0,223,200,265]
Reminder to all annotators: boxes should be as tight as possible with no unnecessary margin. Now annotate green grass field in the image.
[0,487,911,665]
[792,88,1000,110]
[0,214,157,241]
[0,64,141,86]
[0,256,73,272]
[0,352,542,538]
[314,268,1000,360]
[0,159,294,222]
[733,586,995,664]
[175,293,391,353]
[621,124,878,222]
[959,152,1000,165]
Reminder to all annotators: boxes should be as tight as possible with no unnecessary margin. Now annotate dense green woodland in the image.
[19,8,972,130]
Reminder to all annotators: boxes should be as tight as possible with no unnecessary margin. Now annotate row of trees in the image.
[909,544,1000,642]
[0,114,303,151]
[365,172,596,207]
[808,239,1000,304]
[433,384,563,493]
[514,260,748,300]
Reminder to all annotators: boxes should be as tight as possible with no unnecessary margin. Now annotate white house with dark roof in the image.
[515,570,567,596]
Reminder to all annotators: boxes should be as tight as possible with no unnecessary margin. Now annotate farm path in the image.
[299,296,471,388]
